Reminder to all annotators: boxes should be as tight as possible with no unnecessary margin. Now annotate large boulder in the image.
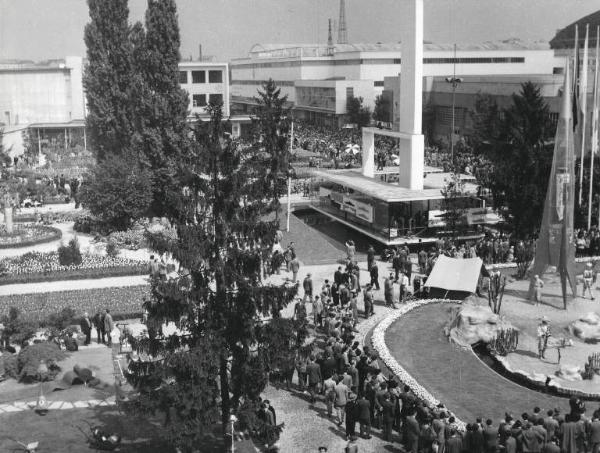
[570,313,600,342]
[446,302,515,348]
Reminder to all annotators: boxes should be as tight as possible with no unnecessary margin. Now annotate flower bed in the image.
[0,285,150,324]
[0,224,62,249]
[371,298,466,431]
[0,251,148,285]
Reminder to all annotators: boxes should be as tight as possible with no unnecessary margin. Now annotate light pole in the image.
[229,414,237,453]
[445,43,462,166]
[286,117,294,232]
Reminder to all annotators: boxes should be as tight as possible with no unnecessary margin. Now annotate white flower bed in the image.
[371,298,466,431]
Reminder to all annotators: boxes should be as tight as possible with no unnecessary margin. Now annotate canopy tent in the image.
[424,255,489,294]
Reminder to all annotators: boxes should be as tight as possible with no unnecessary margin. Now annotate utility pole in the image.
[445,43,462,166]
[286,118,293,232]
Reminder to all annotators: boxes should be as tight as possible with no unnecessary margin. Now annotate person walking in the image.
[345,393,358,440]
[384,273,395,308]
[357,394,372,439]
[104,309,115,347]
[367,245,376,272]
[334,377,350,427]
[93,310,105,344]
[290,255,300,283]
[537,317,550,359]
[382,393,395,442]
[345,240,356,263]
[303,273,314,303]
[80,312,92,346]
[534,275,544,305]
[369,262,380,290]
[149,255,159,278]
[418,248,428,274]
[404,410,421,453]
[363,284,374,318]
[313,296,323,327]
[583,262,595,300]
[305,356,322,404]
[323,374,337,418]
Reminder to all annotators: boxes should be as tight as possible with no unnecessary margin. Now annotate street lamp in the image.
[229,414,238,453]
[445,76,463,166]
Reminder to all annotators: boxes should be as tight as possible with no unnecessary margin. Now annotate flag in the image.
[588,26,600,229]
[573,25,580,132]
[578,25,589,205]
[529,59,577,308]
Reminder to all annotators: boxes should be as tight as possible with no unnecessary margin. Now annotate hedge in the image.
[0,285,150,324]
[0,265,148,286]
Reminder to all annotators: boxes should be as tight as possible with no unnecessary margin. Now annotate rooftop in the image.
[312,169,478,203]
[550,9,600,49]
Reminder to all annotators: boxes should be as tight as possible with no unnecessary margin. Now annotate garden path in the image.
[0,275,149,296]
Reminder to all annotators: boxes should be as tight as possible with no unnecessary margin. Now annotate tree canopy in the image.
[346,95,371,128]
[474,83,554,238]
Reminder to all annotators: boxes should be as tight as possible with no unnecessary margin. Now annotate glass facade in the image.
[296,86,336,111]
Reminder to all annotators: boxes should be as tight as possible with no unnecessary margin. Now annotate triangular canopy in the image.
[424,255,486,293]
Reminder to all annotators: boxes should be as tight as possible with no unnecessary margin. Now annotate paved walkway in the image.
[0,275,149,296]
[385,302,569,423]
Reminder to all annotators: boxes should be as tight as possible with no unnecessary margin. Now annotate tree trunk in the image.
[219,357,230,435]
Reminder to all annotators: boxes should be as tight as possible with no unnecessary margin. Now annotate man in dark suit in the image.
[334,266,344,286]
[303,274,314,303]
[93,310,105,344]
[305,356,322,404]
[589,413,600,453]
[264,400,276,426]
[357,394,371,439]
[80,312,92,346]
[483,418,499,453]
[404,410,420,453]
[445,428,463,453]
[369,263,380,290]
[381,393,395,442]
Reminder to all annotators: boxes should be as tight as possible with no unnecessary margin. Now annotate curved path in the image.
[0,275,149,296]
[385,303,568,422]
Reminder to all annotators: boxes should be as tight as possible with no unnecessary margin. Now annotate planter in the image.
[0,225,62,249]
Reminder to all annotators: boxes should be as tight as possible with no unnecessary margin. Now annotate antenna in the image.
[327,19,334,55]
[337,0,348,44]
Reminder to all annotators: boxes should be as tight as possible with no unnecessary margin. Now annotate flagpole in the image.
[588,26,600,230]
[579,25,589,206]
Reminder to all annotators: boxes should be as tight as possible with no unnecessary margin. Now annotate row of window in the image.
[192,93,223,107]
[180,70,223,84]
[230,79,295,86]
[231,56,526,69]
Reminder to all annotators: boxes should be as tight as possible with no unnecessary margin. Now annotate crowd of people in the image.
[264,236,600,453]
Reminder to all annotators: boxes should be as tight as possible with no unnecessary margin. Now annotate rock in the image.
[447,302,515,347]
[556,364,582,381]
[570,312,600,341]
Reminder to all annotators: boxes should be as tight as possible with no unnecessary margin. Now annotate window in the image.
[208,70,223,83]
[374,81,384,87]
[192,94,207,107]
[209,93,223,105]
[346,87,354,100]
[192,70,205,83]
[179,71,188,84]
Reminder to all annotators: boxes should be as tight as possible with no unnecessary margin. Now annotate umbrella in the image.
[345,144,360,155]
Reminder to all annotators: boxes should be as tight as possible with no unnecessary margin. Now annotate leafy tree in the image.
[83,0,138,161]
[132,0,190,218]
[79,155,154,231]
[477,82,554,238]
[373,94,391,123]
[346,96,371,128]
[1,307,38,347]
[126,101,297,451]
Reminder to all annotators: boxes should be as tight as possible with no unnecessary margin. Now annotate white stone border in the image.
[486,255,600,272]
[371,298,466,430]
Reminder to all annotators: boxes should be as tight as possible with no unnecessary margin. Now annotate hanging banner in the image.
[341,196,373,222]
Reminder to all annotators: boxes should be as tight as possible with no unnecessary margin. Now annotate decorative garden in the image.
[0,224,62,249]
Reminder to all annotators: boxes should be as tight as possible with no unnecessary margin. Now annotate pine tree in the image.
[126,100,297,451]
[133,0,190,218]
[83,0,138,160]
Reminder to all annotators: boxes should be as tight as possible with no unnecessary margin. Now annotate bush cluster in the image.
[4,342,68,382]
[58,238,83,266]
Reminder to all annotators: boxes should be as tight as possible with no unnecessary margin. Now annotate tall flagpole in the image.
[579,25,589,205]
[589,26,600,229]
[286,118,293,232]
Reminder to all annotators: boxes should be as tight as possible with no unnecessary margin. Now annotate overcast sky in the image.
[0,0,599,62]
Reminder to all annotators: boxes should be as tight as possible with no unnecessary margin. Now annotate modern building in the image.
[178,61,230,119]
[230,40,564,127]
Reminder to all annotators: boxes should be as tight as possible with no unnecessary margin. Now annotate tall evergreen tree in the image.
[126,100,297,451]
[133,0,190,218]
[478,82,554,237]
[83,0,138,160]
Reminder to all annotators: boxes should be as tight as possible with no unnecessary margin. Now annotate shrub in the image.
[44,307,76,334]
[106,238,119,258]
[13,342,68,382]
[58,237,82,266]
[1,307,38,346]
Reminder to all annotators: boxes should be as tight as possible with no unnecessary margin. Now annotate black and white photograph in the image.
[2,1,600,451]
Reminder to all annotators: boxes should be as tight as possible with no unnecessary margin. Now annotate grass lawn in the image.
[384,302,570,422]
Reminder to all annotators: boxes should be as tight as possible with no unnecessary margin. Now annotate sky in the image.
[0,0,599,62]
